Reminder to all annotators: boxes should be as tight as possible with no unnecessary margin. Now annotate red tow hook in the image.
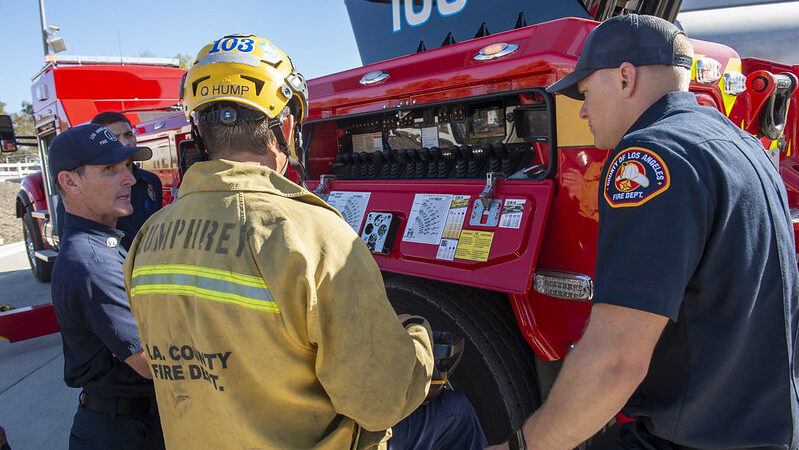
[729,71,799,140]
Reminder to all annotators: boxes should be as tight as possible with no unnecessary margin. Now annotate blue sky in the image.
[3,0,799,115]
[0,0,362,114]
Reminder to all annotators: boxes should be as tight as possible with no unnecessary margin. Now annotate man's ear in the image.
[280,113,295,144]
[619,62,637,98]
[57,171,81,195]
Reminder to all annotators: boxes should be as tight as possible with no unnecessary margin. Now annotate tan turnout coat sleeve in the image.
[124,160,433,449]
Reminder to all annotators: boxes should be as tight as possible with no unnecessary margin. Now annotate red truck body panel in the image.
[0,304,59,343]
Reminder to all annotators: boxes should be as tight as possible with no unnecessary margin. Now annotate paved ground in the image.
[0,242,73,450]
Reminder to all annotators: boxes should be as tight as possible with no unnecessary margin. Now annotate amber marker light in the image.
[474,43,518,61]
[360,71,390,86]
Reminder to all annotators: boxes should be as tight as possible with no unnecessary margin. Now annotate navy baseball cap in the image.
[48,123,152,176]
[546,14,693,100]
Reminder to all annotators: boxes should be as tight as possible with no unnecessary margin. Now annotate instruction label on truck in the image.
[327,191,371,233]
[403,193,452,245]
[499,199,526,229]
[436,195,470,261]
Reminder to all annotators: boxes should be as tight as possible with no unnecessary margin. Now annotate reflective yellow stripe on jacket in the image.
[130,264,279,313]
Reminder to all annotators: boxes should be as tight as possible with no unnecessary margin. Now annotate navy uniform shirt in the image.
[51,212,154,398]
[117,165,162,250]
[594,91,799,448]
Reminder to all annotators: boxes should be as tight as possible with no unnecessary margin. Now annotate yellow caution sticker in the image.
[450,198,469,208]
[455,230,494,262]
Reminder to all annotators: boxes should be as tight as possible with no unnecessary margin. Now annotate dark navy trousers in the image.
[389,389,488,450]
[68,402,164,450]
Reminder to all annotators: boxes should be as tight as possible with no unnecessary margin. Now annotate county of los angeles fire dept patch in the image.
[604,147,670,208]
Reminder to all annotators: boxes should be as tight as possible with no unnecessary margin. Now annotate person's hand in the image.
[397,314,413,323]
[484,443,509,450]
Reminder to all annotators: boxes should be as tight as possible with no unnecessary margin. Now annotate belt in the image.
[79,391,154,415]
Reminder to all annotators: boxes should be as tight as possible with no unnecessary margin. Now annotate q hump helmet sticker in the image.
[604,147,670,208]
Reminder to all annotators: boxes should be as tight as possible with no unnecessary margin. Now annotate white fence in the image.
[0,161,40,180]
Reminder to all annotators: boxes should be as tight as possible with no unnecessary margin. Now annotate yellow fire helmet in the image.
[181,34,308,123]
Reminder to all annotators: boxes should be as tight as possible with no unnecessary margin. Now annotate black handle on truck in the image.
[761,72,798,141]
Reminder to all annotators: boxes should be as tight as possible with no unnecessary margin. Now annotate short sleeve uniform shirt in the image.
[594,91,799,448]
[51,213,154,398]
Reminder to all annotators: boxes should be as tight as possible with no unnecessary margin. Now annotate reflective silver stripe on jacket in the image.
[131,264,279,313]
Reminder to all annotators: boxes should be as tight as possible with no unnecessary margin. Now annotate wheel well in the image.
[384,275,541,443]
[383,275,620,447]
[16,190,32,218]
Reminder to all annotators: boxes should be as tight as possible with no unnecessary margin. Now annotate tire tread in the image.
[385,276,539,443]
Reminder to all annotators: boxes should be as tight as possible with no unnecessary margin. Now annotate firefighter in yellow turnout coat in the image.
[123,35,434,449]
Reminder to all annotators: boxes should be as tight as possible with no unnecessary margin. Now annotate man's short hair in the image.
[55,165,85,194]
[92,111,132,128]
[197,104,289,160]
[672,33,694,90]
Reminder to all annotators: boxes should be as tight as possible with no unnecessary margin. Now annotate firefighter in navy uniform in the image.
[489,15,799,450]
[49,124,164,450]
[91,112,162,250]
[124,35,486,450]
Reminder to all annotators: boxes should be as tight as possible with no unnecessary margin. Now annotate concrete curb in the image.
[0,241,25,259]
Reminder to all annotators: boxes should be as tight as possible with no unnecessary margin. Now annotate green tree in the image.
[174,53,193,70]
[0,100,38,162]
[13,101,35,135]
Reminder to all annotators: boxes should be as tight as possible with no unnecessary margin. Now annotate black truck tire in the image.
[22,211,52,283]
[384,276,540,444]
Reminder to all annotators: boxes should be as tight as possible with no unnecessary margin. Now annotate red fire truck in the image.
[2,0,798,444]
[0,56,184,343]
[10,55,185,283]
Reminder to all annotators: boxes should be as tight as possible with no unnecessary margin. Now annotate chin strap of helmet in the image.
[189,119,209,162]
[268,119,307,189]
